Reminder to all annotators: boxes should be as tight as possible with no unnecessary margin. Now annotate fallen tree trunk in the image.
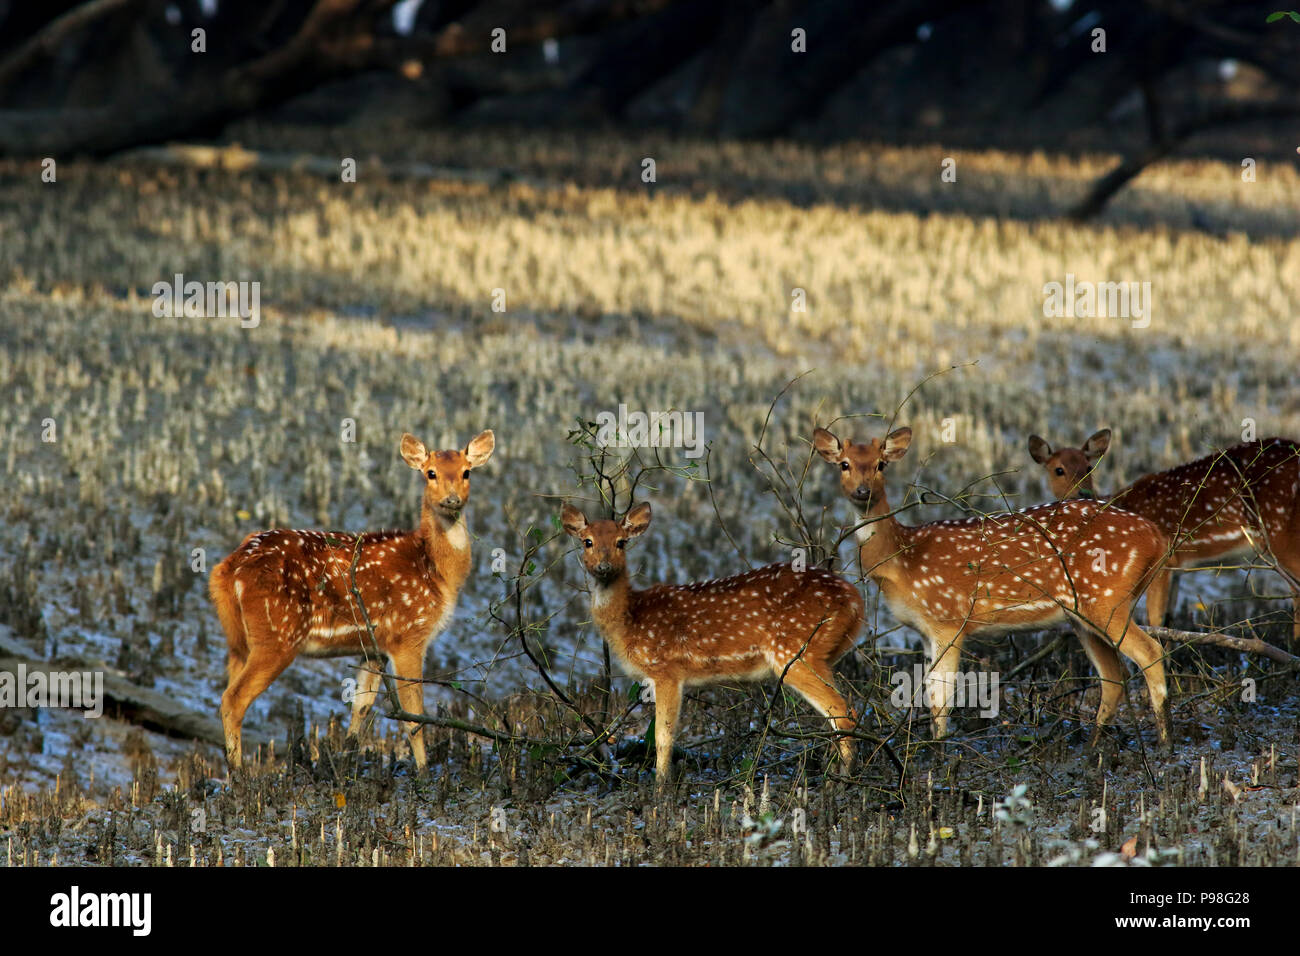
[0,630,266,751]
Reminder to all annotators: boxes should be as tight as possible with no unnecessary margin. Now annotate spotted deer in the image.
[1029,430,1300,638]
[210,430,495,772]
[815,425,1171,747]
[560,501,864,784]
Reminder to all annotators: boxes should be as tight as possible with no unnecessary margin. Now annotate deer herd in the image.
[210,422,1300,785]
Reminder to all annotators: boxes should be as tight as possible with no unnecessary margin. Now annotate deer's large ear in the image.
[1082,428,1111,463]
[621,502,652,539]
[465,429,495,469]
[400,434,428,470]
[1028,435,1053,465]
[560,503,588,538]
[813,427,844,463]
[883,427,912,462]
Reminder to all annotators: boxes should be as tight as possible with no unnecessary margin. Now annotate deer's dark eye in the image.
[1055,467,1065,476]
[426,470,437,480]
[877,461,887,471]
[584,539,594,549]
[462,470,470,480]
[616,540,626,549]
[840,462,850,471]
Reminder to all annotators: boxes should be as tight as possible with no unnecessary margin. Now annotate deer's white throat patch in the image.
[591,584,614,610]
[443,519,470,551]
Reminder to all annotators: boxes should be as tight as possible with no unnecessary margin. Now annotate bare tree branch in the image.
[1148,626,1299,666]
[1068,101,1300,221]
[0,0,143,96]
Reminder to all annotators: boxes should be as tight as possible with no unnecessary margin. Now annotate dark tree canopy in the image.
[0,0,1295,215]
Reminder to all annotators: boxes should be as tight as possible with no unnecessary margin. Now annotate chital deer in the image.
[1029,430,1300,637]
[560,502,864,784]
[210,430,495,772]
[815,425,1171,747]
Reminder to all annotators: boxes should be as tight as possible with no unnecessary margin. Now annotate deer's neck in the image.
[416,505,472,594]
[853,492,909,585]
[589,574,632,655]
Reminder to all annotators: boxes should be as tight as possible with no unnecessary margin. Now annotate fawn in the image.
[561,501,864,784]
[1029,430,1300,638]
[210,430,495,771]
[815,425,1171,747]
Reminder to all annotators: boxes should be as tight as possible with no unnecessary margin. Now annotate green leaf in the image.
[524,561,536,575]
[628,682,642,702]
